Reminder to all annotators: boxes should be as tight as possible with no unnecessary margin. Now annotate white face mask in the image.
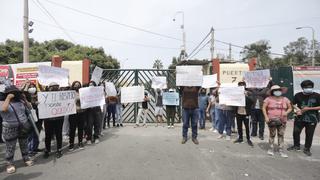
[303,88,313,94]
[273,91,282,97]
[28,87,36,94]
[0,84,5,93]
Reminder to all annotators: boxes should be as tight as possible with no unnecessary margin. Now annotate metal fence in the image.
[101,69,181,123]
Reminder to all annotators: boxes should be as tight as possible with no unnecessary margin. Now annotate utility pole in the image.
[23,0,29,63]
[173,11,187,61]
[228,43,232,61]
[210,27,214,60]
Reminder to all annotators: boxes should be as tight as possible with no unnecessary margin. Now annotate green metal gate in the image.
[101,69,181,123]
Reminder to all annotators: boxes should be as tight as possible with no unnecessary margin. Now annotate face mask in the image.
[273,91,282,97]
[303,88,313,94]
[0,84,5,93]
[28,87,36,94]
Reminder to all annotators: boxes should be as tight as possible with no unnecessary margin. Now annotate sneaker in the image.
[213,129,218,133]
[226,136,231,141]
[69,144,74,151]
[181,138,187,144]
[168,126,171,129]
[56,151,63,158]
[303,149,312,156]
[247,140,254,147]
[234,139,243,144]
[87,141,92,145]
[259,136,264,140]
[25,159,34,167]
[171,125,174,128]
[79,143,85,150]
[95,139,100,144]
[35,148,44,152]
[117,124,120,127]
[192,138,199,145]
[6,164,16,174]
[209,127,214,131]
[280,151,288,158]
[43,151,50,159]
[134,124,139,128]
[287,146,301,151]
[217,134,224,139]
[223,130,227,134]
[120,124,123,127]
[267,149,274,156]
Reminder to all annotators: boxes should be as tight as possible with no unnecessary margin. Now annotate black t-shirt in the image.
[293,92,320,123]
[142,95,149,109]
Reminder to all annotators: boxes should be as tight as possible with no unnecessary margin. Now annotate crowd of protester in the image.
[0,78,319,175]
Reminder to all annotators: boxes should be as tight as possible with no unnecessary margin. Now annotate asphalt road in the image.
[1,121,320,180]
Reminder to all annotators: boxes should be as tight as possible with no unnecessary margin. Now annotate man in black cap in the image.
[288,80,320,156]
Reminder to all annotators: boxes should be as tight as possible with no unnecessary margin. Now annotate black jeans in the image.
[44,118,64,152]
[293,120,317,150]
[251,109,265,137]
[86,107,101,142]
[236,114,250,140]
[69,112,86,145]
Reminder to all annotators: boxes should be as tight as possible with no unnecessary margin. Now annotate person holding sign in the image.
[234,81,254,147]
[68,81,86,151]
[135,92,150,127]
[180,86,200,145]
[106,95,118,128]
[262,85,292,157]
[165,89,177,129]
[288,80,320,156]
[198,88,209,130]
[85,81,103,144]
[43,82,64,159]
[155,89,164,127]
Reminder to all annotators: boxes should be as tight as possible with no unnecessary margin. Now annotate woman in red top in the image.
[262,85,292,158]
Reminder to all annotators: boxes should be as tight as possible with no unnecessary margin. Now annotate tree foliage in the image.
[0,39,120,69]
[152,59,164,69]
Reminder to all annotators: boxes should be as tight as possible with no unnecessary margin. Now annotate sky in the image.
[0,0,320,69]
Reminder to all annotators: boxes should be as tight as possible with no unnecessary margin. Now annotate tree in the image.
[283,37,320,66]
[168,57,178,69]
[0,39,120,69]
[241,40,272,68]
[152,59,163,69]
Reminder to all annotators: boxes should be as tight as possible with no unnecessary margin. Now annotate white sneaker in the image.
[226,136,231,141]
[209,128,214,131]
[171,125,174,128]
[223,130,227,134]
[267,149,274,156]
[87,141,92,145]
[95,139,100,144]
[280,151,288,158]
[213,129,218,133]
[217,135,224,139]
[167,126,171,129]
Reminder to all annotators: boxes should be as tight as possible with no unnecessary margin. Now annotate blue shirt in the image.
[198,95,208,110]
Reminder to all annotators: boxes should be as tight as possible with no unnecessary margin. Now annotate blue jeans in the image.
[218,110,234,136]
[215,107,222,130]
[210,108,215,128]
[182,108,198,139]
[198,108,206,129]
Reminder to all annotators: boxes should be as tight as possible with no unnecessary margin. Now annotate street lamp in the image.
[296,26,316,66]
[173,11,187,61]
